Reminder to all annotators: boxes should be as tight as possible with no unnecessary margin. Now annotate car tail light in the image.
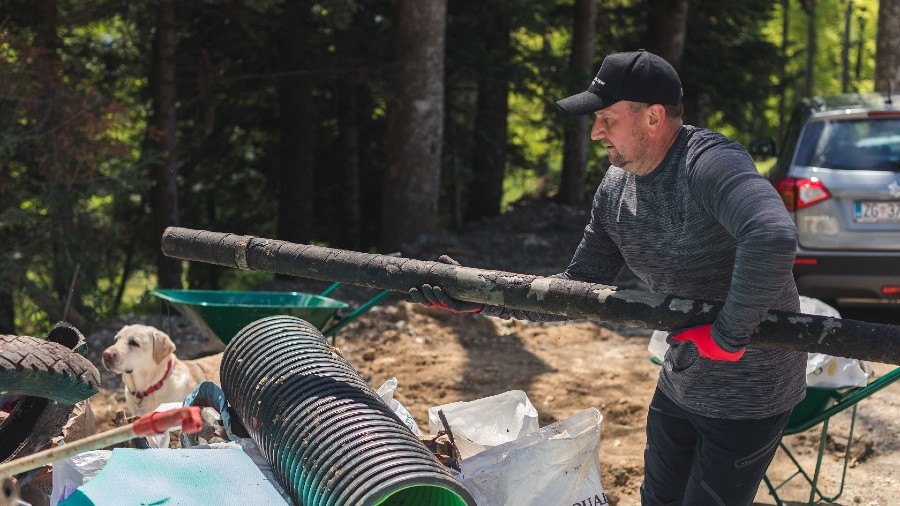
[774,177,832,211]
[794,257,819,266]
[882,286,900,296]
[867,111,900,118]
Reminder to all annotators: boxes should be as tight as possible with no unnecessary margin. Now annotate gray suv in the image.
[751,93,900,305]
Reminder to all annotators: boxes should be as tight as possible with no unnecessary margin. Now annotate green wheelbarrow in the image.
[151,283,393,346]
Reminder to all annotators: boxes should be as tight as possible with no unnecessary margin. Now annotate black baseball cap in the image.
[556,49,682,115]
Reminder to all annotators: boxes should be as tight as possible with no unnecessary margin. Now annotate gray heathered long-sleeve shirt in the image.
[485,125,807,419]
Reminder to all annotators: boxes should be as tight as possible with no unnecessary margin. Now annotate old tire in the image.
[0,326,100,465]
[0,333,98,404]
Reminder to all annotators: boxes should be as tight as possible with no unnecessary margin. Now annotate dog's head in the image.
[101,324,176,374]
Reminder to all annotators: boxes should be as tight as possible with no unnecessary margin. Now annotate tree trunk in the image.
[557,0,597,206]
[444,69,477,230]
[778,0,790,141]
[466,14,510,221]
[379,0,447,252]
[33,0,84,314]
[276,82,315,246]
[336,79,362,250]
[0,291,13,334]
[800,0,817,98]
[161,227,900,365]
[682,3,709,126]
[23,278,87,330]
[0,150,13,332]
[646,0,688,71]
[335,25,363,250]
[875,0,900,94]
[0,121,10,332]
[841,0,853,93]
[276,2,315,249]
[149,0,182,289]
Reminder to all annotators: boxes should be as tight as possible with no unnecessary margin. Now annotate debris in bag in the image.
[419,410,462,471]
[457,407,608,506]
[422,390,607,506]
[376,377,423,436]
[183,407,228,446]
[427,389,539,459]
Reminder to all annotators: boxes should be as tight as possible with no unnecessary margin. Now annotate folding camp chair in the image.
[762,366,900,505]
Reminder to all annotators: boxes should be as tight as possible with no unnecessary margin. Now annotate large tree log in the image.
[161,226,900,365]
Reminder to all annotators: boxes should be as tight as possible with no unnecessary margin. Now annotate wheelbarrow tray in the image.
[151,289,349,345]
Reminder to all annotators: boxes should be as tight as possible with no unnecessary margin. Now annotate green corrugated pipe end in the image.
[373,485,471,506]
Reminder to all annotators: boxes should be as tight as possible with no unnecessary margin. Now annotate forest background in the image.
[1,0,899,336]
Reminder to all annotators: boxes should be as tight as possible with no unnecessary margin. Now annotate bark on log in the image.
[161,226,900,365]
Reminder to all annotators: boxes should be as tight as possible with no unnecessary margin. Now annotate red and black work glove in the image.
[408,255,484,314]
[667,324,745,362]
[409,284,484,314]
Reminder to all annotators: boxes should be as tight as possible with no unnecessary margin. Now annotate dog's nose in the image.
[102,349,115,361]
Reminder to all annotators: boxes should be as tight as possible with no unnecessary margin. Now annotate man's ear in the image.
[646,104,665,129]
[152,329,176,364]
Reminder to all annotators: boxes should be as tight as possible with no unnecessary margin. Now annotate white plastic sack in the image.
[457,407,608,506]
[144,401,183,448]
[50,449,112,505]
[805,353,871,388]
[376,377,423,436]
[799,296,872,389]
[428,390,538,452]
[648,330,669,363]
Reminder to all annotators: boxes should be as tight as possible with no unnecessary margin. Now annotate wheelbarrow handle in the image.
[319,282,340,297]
[319,253,401,298]
[323,289,395,344]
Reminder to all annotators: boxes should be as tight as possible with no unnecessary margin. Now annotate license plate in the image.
[855,201,900,223]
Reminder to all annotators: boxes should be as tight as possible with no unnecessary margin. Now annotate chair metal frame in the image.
[763,366,900,505]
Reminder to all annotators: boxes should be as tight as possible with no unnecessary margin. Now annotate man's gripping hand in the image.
[408,255,483,314]
[667,324,745,361]
[408,284,484,314]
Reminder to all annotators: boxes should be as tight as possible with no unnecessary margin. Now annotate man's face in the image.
[590,101,651,174]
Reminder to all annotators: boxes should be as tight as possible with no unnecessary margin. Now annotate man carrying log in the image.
[409,49,806,506]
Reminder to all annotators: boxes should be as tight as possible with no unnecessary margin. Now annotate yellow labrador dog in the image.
[101,324,222,416]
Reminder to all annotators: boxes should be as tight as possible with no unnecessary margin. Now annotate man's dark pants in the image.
[640,388,792,505]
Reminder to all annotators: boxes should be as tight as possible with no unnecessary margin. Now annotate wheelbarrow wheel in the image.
[0,331,100,465]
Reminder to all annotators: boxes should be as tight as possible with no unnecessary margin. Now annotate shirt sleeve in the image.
[687,141,798,351]
[560,186,628,284]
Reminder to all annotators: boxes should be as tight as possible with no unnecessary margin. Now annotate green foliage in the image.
[746,0,879,143]
[0,3,149,334]
[755,156,778,176]
[0,0,891,333]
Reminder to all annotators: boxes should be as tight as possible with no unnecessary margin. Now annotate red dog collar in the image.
[129,358,174,401]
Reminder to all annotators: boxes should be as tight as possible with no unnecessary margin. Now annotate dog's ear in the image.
[151,329,176,364]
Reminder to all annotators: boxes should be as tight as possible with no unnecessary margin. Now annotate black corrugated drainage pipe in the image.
[221,315,476,506]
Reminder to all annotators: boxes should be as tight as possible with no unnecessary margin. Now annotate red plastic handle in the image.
[132,406,203,436]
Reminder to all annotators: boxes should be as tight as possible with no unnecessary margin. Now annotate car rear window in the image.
[795,117,900,171]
